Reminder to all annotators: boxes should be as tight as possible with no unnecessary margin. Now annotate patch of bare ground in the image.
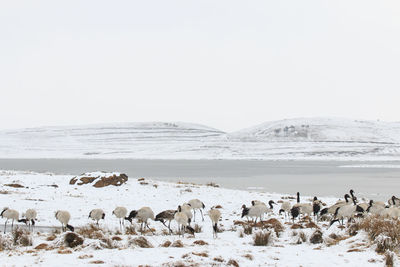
[192,240,208,246]
[78,254,94,259]
[192,252,208,257]
[112,236,122,241]
[89,260,105,264]
[213,256,224,262]
[57,248,73,254]
[347,248,364,252]
[242,254,254,260]
[206,182,219,188]
[4,183,24,188]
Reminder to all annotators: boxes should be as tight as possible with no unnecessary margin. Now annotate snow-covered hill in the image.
[229,117,400,143]
[0,118,399,160]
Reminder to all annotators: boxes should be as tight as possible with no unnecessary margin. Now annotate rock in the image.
[309,230,323,244]
[69,172,128,188]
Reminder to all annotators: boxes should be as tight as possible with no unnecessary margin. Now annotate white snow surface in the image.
[0,170,389,266]
[1,118,400,160]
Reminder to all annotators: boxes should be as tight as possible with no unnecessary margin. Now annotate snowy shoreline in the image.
[0,170,390,266]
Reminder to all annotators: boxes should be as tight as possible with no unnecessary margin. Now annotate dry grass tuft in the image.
[347,248,363,252]
[261,218,284,236]
[325,233,349,246]
[243,225,253,235]
[192,252,209,257]
[385,251,394,267]
[12,227,32,247]
[34,243,48,250]
[125,226,137,235]
[193,224,202,233]
[171,240,184,248]
[215,205,223,209]
[193,240,208,246]
[64,232,84,248]
[58,249,73,254]
[305,221,320,229]
[0,235,12,251]
[46,234,57,241]
[161,240,171,247]
[112,236,122,241]
[351,216,400,253]
[78,254,94,259]
[243,254,254,260]
[227,259,239,267]
[89,260,105,264]
[299,231,307,243]
[129,236,153,248]
[253,230,272,246]
[213,256,224,262]
[290,223,304,229]
[4,183,24,188]
[77,224,105,239]
[309,230,323,244]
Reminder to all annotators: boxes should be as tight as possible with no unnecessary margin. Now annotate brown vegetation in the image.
[34,243,48,250]
[193,240,208,246]
[161,240,171,247]
[129,237,153,248]
[350,216,400,253]
[192,252,208,257]
[253,231,272,246]
[227,259,239,267]
[171,240,184,247]
[12,228,32,246]
[4,183,24,188]
[309,230,323,244]
[64,232,84,248]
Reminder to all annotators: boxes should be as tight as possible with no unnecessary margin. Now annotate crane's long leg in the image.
[200,209,204,221]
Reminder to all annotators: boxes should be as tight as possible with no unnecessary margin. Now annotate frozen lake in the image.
[1,159,400,201]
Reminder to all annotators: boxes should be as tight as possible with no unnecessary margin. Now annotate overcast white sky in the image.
[1,1,400,132]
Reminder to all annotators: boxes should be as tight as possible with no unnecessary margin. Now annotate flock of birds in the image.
[2,189,400,238]
[0,199,221,238]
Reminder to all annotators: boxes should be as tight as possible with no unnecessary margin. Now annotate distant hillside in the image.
[0,118,399,160]
[229,118,400,143]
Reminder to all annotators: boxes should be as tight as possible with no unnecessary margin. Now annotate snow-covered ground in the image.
[1,118,400,160]
[0,170,389,266]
